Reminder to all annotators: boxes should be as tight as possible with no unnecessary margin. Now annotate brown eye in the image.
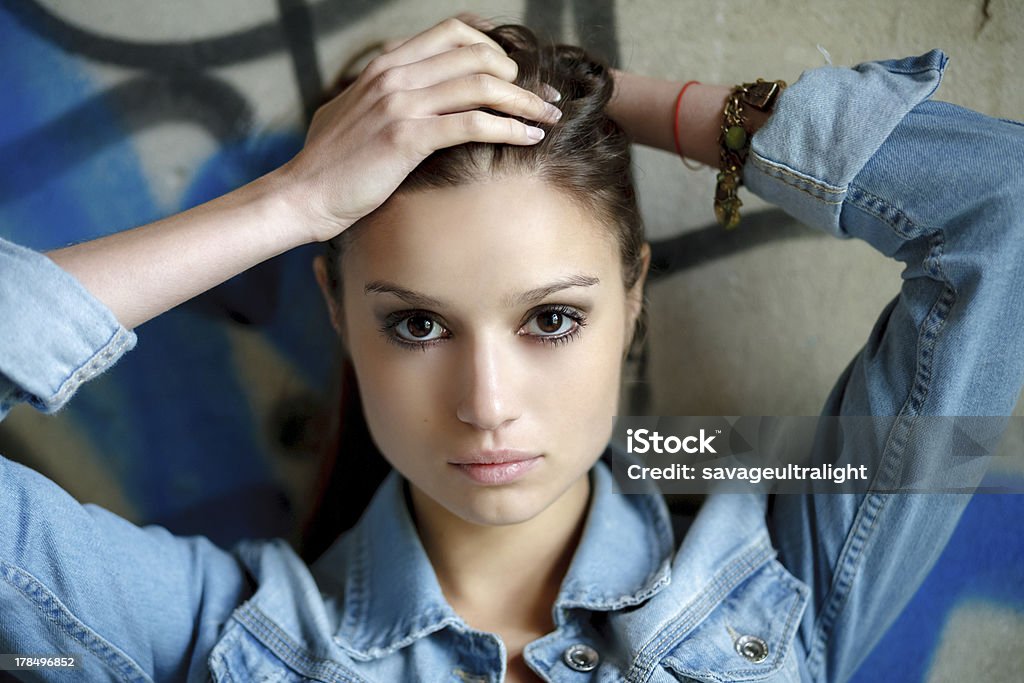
[394,315,446,343]
[536,311,563,334]
[524,308,578,338]
[406,316,434,338]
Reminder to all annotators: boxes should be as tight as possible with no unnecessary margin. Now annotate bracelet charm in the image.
[715,78,786,229]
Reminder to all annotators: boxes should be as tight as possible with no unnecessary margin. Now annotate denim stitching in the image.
[344,609,462,660]
[557,493,675,612]
[341,522,369,639]
[806,188,954,681]
[806,488,885,679]
[870,60,945,99]
[677,557,804,681]
[234,604,368,683]
[661,567,808,683]
[1,561,151,682]
[633,541,773,682]
[750,155,846,205]
[626,539,775,682]
[846,185,927,241]
[873,63,942,76]
[750,155,845,194]
[50,327,134,408]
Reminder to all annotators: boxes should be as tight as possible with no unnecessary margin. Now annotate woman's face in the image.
[320,176,647,527]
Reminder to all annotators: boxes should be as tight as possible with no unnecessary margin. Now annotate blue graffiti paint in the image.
[180,132,336,386]
[0,8,288,544]
[0,10,157,247]
[850,485,1024,682]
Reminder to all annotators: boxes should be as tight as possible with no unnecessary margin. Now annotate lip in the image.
[450,449,541,465]
[450,450,543,485]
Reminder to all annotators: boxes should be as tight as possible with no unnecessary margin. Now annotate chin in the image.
[446,486,554,527]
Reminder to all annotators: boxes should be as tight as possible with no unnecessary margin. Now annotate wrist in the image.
[263,161,352,247]
[608,70,772,166]
[676,84,730,166]
[678,83,773,167]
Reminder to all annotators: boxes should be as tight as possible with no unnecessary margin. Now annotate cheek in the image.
[541,308,628,443]
[342,320,445,461]
[339,301,439,441]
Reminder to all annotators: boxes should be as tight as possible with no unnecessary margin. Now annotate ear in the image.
[313,255,346,344]
[624,242,651,353]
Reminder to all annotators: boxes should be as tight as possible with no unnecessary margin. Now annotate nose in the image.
[455,335,521,431]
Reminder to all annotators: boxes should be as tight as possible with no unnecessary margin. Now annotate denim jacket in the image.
[2,50,1023,682]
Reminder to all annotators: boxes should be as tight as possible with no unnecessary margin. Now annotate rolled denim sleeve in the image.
[745,50,950,239]
[0,237,136,419]
[746,52,1024,681]
[0,237,253,680]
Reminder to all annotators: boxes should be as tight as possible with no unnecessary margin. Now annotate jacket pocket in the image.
[659,559,809,682]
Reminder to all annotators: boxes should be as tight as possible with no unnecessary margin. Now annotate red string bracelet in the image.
[673,80,703,170]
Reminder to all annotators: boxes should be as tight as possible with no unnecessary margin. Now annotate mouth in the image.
[450,451,543,485]
[451,449,541,465]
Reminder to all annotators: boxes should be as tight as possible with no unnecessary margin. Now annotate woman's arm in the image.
[612,52,1024,682]
[607,70,770,165]
[0,16,563,677]
[5,17,559,416]
[758,61,1024,680]
[45,17,561,331]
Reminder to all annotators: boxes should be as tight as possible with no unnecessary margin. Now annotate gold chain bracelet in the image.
[715,79,786,229]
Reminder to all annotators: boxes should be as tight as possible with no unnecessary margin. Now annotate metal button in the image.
[562,643,599,672]
[734,634,769,663]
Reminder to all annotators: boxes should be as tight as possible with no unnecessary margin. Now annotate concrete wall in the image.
[1,2,1022,680]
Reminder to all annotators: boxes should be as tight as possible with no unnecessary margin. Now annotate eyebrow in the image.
[364,274,600,309]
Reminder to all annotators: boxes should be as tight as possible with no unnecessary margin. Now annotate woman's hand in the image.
[43,17,560,330]
[281,17,562,243]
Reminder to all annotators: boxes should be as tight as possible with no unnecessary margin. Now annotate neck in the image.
[409,474,592,634]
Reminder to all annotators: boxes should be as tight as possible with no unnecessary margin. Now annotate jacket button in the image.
[562,643,600,672]
[734,634,769,663]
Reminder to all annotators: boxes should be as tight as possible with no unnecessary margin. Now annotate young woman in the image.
[2,16,1022,683]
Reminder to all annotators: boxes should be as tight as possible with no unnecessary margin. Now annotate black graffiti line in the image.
[6,1,620,74]
[524,0,620,67]
[2,0,383,70]
[628,210,822,411]
[647,209,824,283]
[276,0,324,125]
[572,0,619,67]
[0,73,252,206]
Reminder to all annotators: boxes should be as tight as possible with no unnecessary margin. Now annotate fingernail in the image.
[546,103,563,121]
[527,126,545,141]
[541,84,562,102]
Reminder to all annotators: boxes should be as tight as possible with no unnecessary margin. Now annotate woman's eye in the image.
[524,309,577,337]
[394,315,446,342]
[384,306,584,350]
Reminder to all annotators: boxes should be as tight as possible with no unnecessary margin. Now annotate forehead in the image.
[341,177,623,299]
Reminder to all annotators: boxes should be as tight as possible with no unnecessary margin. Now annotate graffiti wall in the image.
[1,1,1021,680]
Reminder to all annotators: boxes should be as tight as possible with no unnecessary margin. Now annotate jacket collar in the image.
[314,450,675,660]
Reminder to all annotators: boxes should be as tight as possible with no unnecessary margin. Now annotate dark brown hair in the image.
[323,23,645,296]
[301,24,645,561]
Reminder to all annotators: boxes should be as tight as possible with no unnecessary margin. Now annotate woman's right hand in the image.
[280,17,562,244]
[44,17,560,331]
